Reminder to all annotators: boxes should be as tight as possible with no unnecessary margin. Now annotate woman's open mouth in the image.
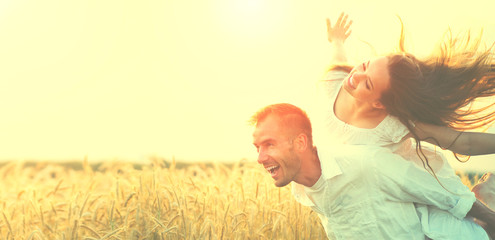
[348,74,356,89]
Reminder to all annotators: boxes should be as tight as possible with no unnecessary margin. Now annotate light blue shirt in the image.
[292,145,487,239]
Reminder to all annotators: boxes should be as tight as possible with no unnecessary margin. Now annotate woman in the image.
[315,12,495,239]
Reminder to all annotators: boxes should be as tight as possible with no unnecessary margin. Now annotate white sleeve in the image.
[380,116,411,144]
[372,148,476,219]
[322,70,349,81]
[316,70,348,102]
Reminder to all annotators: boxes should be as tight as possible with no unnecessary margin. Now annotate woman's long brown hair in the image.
[380,24,495,175]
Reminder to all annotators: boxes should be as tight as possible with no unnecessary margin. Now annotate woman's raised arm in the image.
[326,12,352,64]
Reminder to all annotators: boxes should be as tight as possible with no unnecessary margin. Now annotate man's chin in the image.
[274,179,291,188]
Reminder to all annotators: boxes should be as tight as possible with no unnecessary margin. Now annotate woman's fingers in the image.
[344,20,353,32]
[327,12,352,43]
[345,30,352,39]
[336,12,344,27]
[340,14,348,28]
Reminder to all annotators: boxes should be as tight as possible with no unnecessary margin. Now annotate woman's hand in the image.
[326,12,353,44]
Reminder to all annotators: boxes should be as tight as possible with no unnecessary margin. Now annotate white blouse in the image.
[313,70,409,149]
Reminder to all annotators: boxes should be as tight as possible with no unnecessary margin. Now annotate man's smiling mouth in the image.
[266,165,280,177]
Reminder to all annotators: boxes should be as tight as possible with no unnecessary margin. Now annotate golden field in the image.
[0,158,480,240]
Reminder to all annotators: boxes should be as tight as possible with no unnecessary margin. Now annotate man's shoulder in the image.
[317,144,393,176]
[327,144,392,161]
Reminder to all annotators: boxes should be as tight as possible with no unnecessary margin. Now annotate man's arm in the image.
[467,200,495,238]
[368,146,494,236]
[373,148,476,219]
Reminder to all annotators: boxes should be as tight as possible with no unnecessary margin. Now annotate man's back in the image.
[292,145,478,239]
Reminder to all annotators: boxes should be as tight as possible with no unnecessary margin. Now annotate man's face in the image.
[252,114,301,187]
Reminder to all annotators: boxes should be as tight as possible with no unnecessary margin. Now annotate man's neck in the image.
[295,148,322,187]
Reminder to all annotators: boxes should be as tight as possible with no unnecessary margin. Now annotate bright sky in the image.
[0,0,494,169]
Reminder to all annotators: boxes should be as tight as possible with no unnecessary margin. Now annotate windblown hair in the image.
[383,29,495,130]
[249,103,313,146]
[381,27,495,167]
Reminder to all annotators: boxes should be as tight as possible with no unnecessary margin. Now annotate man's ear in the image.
[372,101,386,109]
[293,133,309,152]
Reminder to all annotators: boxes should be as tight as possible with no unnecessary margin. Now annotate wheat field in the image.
[0,158,479,240]
[0,159,328,240]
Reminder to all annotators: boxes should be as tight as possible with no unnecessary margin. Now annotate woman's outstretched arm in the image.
[414,122,495,156]
[326,12,352,64]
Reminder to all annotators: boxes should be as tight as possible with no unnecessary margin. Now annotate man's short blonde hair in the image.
[249,103,313,145]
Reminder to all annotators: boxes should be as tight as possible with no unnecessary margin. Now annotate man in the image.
[250,103,495,239]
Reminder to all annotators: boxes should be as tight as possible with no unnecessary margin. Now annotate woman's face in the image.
[343,56,391,108]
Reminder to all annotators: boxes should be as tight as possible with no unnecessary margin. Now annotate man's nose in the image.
[257,150,269,164]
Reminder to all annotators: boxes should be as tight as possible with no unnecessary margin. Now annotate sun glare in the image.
[0,0,493,170]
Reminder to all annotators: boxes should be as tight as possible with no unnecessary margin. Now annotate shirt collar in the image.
[316,147,342,180]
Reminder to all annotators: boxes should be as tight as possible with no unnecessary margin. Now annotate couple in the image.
[251,13,495,239]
